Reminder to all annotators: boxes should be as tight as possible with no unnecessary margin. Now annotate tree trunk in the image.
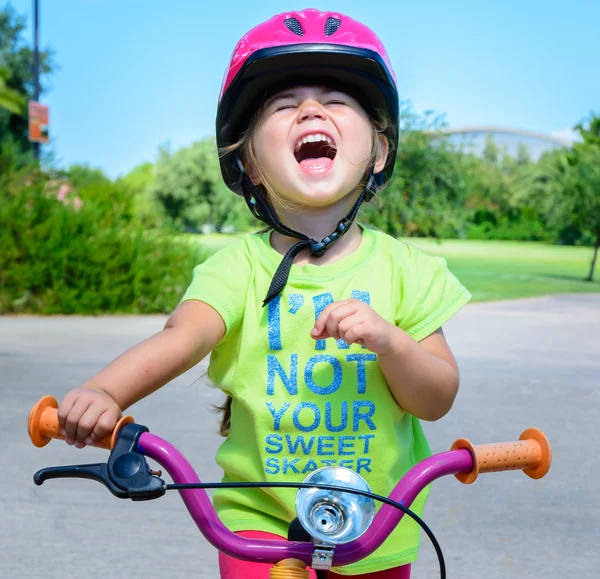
[586,232,600,282]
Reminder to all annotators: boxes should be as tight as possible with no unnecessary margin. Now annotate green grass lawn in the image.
[403,238,599,302]
[190,234,599,302]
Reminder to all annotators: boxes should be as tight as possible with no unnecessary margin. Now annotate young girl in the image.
[57,9,471,578]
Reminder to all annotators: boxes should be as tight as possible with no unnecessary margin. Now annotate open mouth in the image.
[294,133,337,168]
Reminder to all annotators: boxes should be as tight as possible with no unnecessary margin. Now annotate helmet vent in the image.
[325,17,341,35]
[284,17,304,36]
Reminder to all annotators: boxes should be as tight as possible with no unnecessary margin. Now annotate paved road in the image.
[1,294,599,578]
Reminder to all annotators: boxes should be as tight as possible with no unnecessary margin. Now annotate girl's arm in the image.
[58,300,225,446]
[377,327,459,421]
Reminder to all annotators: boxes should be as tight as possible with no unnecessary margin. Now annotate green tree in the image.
[67,164,111,188]
[482,134,500,165]
[515,114,600,281]
[575,113,600,147]
[120,162,155,194]
[457,137,545,241]
[151,138,253,232]
[0,65,24,115]
[0,5,54,153]
[119,162,165,228]
[363,103,470,238]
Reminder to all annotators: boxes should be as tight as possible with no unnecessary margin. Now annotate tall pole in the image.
[33,0,40,161]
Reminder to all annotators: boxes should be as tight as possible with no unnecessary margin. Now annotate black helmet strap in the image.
[235,156,377,306]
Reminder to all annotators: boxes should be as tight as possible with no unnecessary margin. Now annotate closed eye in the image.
[324,100,347,106]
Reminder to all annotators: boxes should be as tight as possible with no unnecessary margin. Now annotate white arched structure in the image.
[432,125,573,160]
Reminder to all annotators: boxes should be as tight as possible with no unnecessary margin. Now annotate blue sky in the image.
[6,0,599,178]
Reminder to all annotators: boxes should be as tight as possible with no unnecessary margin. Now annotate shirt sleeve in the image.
[180,236,253,337]
[396,244,471,342]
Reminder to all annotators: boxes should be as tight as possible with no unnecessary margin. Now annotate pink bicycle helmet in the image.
[216,8,399,194]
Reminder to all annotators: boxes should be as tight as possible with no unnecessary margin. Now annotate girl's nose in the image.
[298,100,326,122]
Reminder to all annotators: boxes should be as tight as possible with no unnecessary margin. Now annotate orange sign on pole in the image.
[28,101,50,143]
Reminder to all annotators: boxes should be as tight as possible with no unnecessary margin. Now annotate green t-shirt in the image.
[181,227,471,575]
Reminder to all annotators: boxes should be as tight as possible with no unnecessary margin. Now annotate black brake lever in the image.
[34,463,129,497]
[33,423,166,501]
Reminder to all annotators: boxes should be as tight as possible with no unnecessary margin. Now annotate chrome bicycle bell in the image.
[295,467,375,545]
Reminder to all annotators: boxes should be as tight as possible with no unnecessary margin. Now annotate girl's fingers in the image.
[337,313,367,344]
[324,312,343,340]
[312,301,358,338]
[87,407,121,445]
[312,300,351,329]
[63,397,93,444]
[324,305,366,342]
[343,322,366,346]
[57,391,78,431]
[75,403,108,445]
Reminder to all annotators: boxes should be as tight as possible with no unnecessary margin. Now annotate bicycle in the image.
[28,395,552,578]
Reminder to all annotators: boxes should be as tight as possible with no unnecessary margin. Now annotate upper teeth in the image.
[295,133,334,151]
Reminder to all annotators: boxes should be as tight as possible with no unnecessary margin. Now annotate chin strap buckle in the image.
[309,218,351,256]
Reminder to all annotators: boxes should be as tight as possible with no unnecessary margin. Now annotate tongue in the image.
[299,157,334,171]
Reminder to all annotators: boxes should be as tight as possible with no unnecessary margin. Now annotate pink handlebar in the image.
[138,432,474,565]
[136,428,551,565]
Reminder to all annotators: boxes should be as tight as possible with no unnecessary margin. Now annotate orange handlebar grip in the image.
[451,427,552,484]
[27,395,134,450]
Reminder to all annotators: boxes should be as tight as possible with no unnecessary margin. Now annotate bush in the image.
[118,162,166,229]
[466,211,553,242]
[151,138,256,233]
[0,174,207,314]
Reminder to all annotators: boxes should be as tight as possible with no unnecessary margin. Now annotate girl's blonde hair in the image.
[214,100,395,437]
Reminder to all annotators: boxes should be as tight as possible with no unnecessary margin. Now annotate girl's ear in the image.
[373,133,389,175]
[244,159,262,186]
